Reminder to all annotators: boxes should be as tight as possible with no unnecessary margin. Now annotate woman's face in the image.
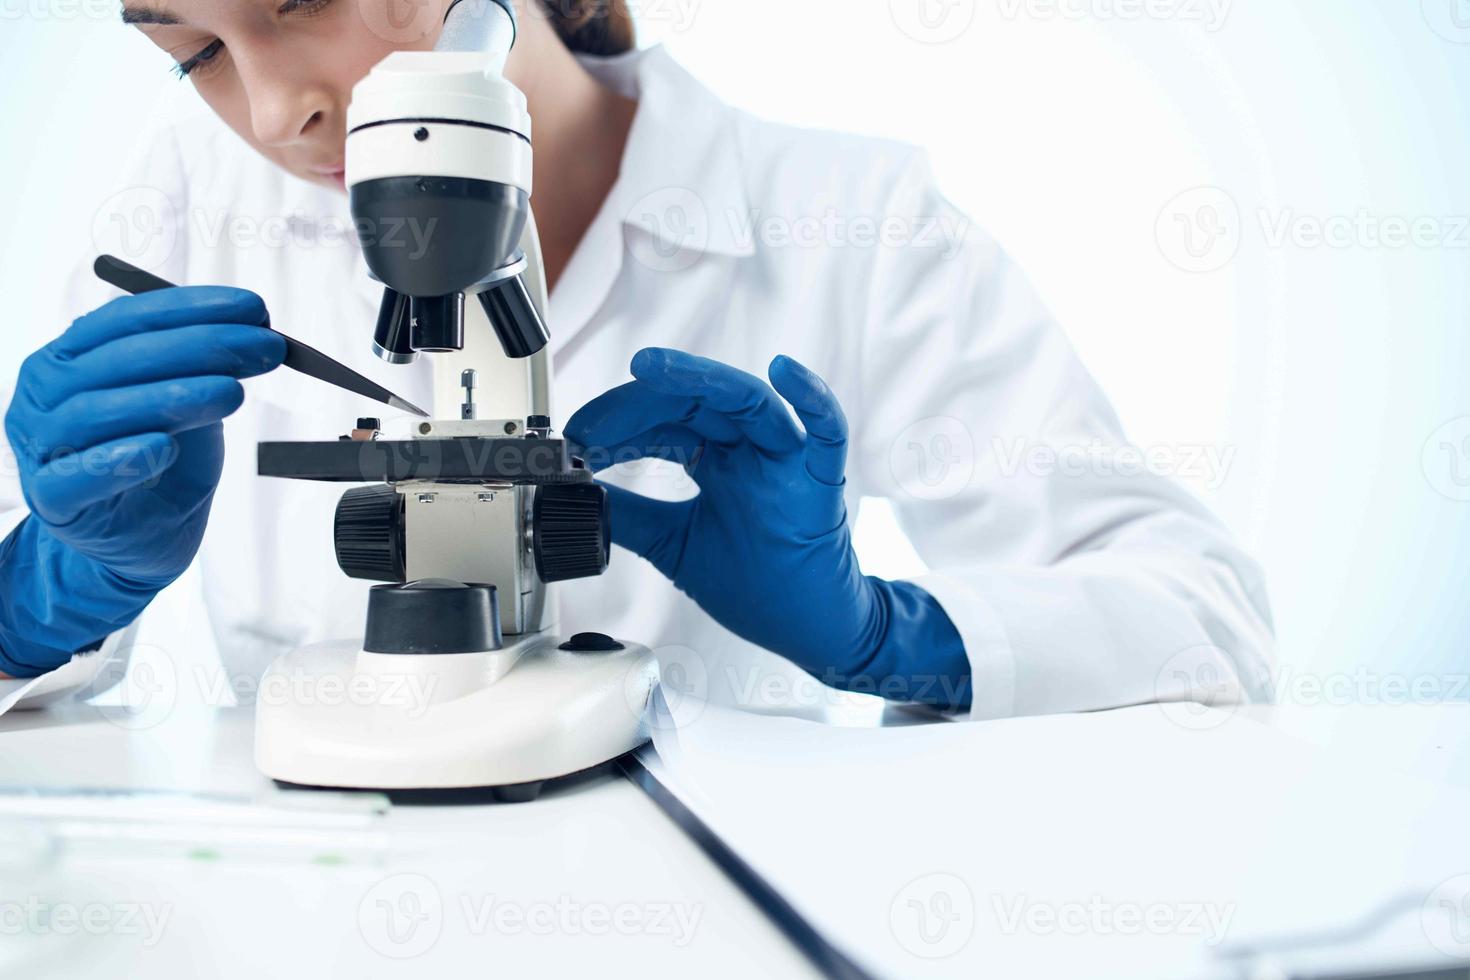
[126,0,452,192]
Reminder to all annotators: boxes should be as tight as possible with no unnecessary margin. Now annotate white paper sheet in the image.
[646,698,1470,979]
[0,652,108,717]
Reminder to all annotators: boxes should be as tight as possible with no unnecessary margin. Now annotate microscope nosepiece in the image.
[351,174,529,300]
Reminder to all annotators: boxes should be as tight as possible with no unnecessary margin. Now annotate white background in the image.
[2,0,1468,692]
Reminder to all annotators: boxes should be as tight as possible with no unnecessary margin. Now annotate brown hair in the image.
[537,0,636,56]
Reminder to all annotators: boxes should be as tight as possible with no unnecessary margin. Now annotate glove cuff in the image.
[0,518,159,677]
[821,577,973,710]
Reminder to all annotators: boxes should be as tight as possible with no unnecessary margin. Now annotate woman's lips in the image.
[310,163,346,187]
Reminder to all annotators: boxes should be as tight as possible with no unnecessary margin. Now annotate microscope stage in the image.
[258,436,591,485]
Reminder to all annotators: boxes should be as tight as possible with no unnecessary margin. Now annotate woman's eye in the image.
[279,0,336,16]
[167,0,334,82]
[172,38,224,80]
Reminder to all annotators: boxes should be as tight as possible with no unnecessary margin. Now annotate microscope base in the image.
[253,635,657,793]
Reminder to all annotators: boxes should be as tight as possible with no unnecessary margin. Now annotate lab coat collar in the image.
[586,44,754,259]
[548,45,754,355]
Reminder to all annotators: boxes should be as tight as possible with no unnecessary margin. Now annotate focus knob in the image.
[334,485,405,582]
[532,483,610,583]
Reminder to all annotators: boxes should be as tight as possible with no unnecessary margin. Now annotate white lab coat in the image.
[0,46,1273,719]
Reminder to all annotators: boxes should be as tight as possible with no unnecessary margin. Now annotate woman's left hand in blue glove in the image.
[565,348,972,710]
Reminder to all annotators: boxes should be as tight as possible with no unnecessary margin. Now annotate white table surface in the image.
[3,688,1467,980]
[0,698,821,979]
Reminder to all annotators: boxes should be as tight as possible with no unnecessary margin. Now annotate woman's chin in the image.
[303,169,348,193]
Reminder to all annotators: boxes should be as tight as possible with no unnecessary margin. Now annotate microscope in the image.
[252,0,656,800]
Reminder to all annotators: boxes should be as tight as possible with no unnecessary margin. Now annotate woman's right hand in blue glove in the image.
[0,287,285,676]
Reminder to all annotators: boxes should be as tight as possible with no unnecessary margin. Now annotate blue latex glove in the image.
[566,348,972,710]
[0,287,285,677]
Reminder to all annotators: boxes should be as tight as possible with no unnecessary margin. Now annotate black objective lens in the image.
[477,274,550,359]
[410,293,465,353]
[372,287,416,364]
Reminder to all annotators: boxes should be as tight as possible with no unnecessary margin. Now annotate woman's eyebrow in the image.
[120,5,183,24]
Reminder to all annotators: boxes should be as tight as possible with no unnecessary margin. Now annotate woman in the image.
[0,0,1273,718]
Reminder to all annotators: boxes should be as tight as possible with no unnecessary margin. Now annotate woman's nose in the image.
[238,56,335,147]
[252,90,330,147]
